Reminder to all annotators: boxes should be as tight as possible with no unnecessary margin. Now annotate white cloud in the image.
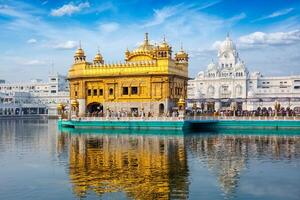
[23,59,45,65]
[143,1,224,28]
[194,0,223,11]
[0,4,27,18]
[208,30,300,50]
[99,22,119,33]
[144,4,183,27]
[51,2,90,17]
[53,40,78,50]
[238,30,300,47]
[253,8,294,22]
[27,38,37,44]
[212,40,222,49]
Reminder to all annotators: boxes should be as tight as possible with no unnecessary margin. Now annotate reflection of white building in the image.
[188,35,300,111]
[0,73,69,116]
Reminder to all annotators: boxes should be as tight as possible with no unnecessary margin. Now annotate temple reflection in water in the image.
[57,129,300,199]
[58,132,189,199]
[186,134,300,198]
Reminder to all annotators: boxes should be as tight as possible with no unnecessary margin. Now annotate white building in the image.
[188,35,300,112]
[0,73,69,116]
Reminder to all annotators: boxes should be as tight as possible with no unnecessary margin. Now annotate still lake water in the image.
[0,119,300,200]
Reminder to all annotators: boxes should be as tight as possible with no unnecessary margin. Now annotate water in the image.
[0,119,300,200]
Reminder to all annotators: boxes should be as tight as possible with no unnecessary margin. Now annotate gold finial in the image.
[79,40,82,48]
[180,42,183,51]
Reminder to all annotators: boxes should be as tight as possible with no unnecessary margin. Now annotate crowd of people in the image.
[188,107,300,117]
[86,110,182,118]
[80,107,300,119]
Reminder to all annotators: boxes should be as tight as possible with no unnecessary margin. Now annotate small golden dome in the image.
[159,42,169,48]
[159,36,170,49]
[175,45,188,59]
[176,50,185,56]
[75,48,85,57]
[178,97,185,103]
[94,52,103,61]
[71,100,79,107]
[57,103,63,110]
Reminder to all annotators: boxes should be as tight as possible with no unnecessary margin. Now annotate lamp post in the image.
[274,100,281,117]
[141,107,144,119]
[57,103,65,119]
[177,96,186,119]
[71,99,79,118]
[106,107,110,118]
[231,101,237,118]
[192,102,197,119]
[201,102,204,114]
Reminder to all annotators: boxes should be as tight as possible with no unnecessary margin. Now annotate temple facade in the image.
[68,33,188,116]
[188,34,300,112]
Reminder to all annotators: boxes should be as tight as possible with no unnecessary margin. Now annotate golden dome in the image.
[177,96,186,107]
[71,100,79,108]
[159,36,170,49]
[94,52,103,61]
[178,97,185,104]
[176,50,186,56]
[175,45,188,59]
[75,48,85,57]
[57,103,63,110]
[134,33,155,52]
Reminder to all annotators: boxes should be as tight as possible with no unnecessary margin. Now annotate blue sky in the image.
[0,0,300,81]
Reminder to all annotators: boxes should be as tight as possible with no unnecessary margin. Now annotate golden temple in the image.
[68,33,188,116]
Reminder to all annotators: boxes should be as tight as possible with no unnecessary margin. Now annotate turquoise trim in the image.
[58,119,300,131]
[58,119,187,130]
[215,120,300,130]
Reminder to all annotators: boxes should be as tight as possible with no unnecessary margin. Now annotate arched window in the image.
[236,85,242,96]
[109,88,113,95]
[207,86,215,97]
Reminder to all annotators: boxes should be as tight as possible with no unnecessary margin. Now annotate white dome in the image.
[207,62,217,71]
[234,62,245,70]
[219,36,236,54]
[248,90,254,97]
[197,71,205,78]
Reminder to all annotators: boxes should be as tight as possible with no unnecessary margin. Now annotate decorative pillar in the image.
[177,96,186,118]
[231,101,237,117]
[215,101,221,111]
[71,99,79,118]
[57,103,66,119]
[274,100,281,117]
[77,99,86,117]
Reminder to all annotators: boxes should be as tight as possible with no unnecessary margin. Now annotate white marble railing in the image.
[185,116,300,121]
[66,116,300,121]
[72,116,184,121]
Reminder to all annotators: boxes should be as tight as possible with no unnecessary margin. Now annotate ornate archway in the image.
[87,102,103,114]
[159,103,164,115]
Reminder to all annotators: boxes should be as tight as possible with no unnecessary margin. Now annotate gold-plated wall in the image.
[68,33,189,115]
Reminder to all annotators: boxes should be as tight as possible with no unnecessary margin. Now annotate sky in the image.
[0,0,300,82]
